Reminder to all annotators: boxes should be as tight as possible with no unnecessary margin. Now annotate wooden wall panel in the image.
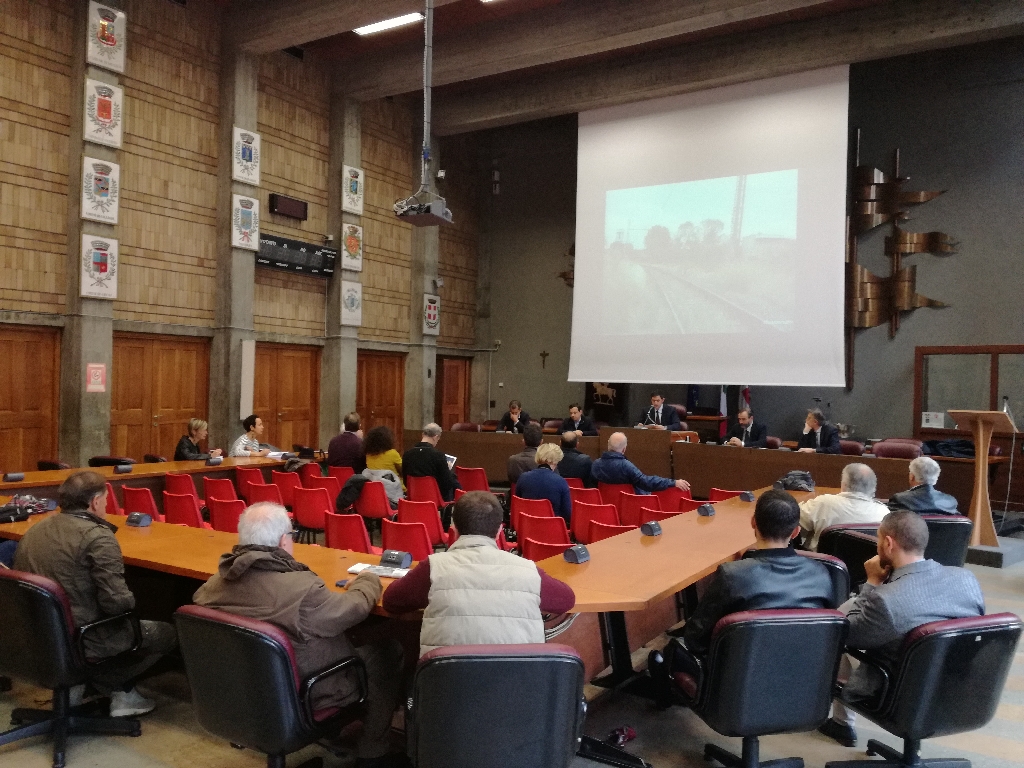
[359,97,415,343]
[437,134,479,348]
[0,0,72,315]
[0,325,60,473]
[253,269,326,337]
[114,0,220,327]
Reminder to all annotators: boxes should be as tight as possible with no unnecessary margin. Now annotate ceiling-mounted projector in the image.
[394,196,452,227]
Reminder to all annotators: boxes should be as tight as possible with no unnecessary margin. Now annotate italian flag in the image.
[719,386,728,439]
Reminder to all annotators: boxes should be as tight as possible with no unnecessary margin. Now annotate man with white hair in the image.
[193,503,406,768]
[590,431,690,494]
[799,463,889,550]
[886,456,960,515]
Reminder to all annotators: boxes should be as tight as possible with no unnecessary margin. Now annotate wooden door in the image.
[356,351,405,437]
[253,343,320,451]
[0,325,59,473]
[436,356,471,429]
[111,334,210,461]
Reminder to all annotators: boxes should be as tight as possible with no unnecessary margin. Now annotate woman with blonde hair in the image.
[174,418,223,462]
[513,442,572,525]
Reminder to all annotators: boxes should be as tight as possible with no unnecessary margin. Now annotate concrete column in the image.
[320,94,362,448]
[209,47,259,449]
[59,0,122,466]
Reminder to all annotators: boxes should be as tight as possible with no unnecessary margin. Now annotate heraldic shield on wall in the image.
[232,194,260,251]
[84,79,123,148]
[80,234,119,300]
[232,126,261,185]
[87,2,126,73]
[423,294,440,336]
[342,224,363,272]
[340,281,362,326]
[81,157,120,224]
[342,165,365,215]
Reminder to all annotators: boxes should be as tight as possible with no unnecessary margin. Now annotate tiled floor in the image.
[2,561,1021,768]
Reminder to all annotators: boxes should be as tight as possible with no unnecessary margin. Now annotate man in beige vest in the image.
[382,491,575,657]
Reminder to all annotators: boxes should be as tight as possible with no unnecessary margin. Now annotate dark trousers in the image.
[89,620,178,695]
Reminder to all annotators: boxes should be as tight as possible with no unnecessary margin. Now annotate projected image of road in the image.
[603,169,798,335]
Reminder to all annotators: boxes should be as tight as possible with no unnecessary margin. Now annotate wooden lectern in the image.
[947,410,1018,547]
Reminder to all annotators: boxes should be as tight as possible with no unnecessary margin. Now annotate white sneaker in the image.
[68,684,86,708]
[109,688,155,717]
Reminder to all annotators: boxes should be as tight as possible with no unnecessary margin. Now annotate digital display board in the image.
[256,233,336,277]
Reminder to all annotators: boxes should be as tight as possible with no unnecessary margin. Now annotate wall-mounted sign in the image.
[231,194,260,251]
[256,233,336,277]
[342,224,363,272]
[341,281,362,326]
[87,2,126,73]
[423,293,440,336]
[80,234,118,300]
[86,363,107,393]
[84,79,123,148]
[232,126,261,185]
[342,165,364,215]
[81,157,120,224]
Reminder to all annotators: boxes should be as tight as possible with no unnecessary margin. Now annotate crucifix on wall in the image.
[539,351,549,369]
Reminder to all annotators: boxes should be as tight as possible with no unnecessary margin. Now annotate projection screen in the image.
[569,66,849,386]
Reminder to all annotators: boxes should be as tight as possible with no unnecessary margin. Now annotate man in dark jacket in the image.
[796,409,841,454]
[557,432,594,487]
[14,471,178,717]
[590,432,690,494]
[886,456,959,514]
[193,502,405,768]
[560,403,598,437]
[497,400,531,434]
[648,489,836,706]
[724,408,769,448]
[507,423,543,486]
[328,411,366,471]
[402,423,460,501]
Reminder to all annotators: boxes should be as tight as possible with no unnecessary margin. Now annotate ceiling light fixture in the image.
[353,12,424,36]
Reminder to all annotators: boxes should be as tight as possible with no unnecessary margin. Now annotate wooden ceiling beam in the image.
[431,0,1024,135]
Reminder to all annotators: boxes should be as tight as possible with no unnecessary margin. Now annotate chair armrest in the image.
[300,654,367,723]
[841,647,892,709]
[78,612,143,664]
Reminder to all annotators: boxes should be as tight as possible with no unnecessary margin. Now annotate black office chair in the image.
[37,460,71,472]
[670,609,848,768]
[818,526,879,590]
[0,569,143,768]
[142,454,167,464]
[87,456,135,468]
[919,514,973,567]
[408,644,587,768]
[796,550,852,606]
[174,605,366,768]
[825,613,1022,768]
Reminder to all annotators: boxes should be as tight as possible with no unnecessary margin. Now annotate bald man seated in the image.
[591,431,690,494]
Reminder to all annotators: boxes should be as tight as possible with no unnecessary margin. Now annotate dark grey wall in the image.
[484,38,1024,438]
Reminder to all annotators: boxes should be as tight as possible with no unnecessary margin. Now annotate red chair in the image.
[122,486,163,522]
[407,475,447,508]
[563,477,584,489]
[454,466,490,492]
[381,519,432,562]
[292,487,331,544]
[234,467,266,503]
[203,477,238,502]
[324,512,381,555]
[327,465,354,485]
[248,483,285,506]
[163,492,210,529]
[638,508,678,525]
[105,482,124,516]
[517,513,570,547]
[654,486,691,511]
[597,482,634,511]
[208,498,244,533]
[448,522,516,552]
[299,462,323,485]
[165,472,204,507]
[588,520,636,543]
[353,481,393,520]
[679,497,710,513]
[619,493,661,527]
[397,499,451,548]
[271,470,304,508]
[569,487,602,506]
[454,488,467,501]
[521,538,572,562]
[510,495,554,533]
[571,501,618,544]
[305,475,342,510]
[709,488,744,502]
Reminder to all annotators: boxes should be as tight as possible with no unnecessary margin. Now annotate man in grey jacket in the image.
[886,456,960,515]
[818,509,984,747]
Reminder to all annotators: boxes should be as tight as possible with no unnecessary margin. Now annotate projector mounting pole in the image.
[418,0,433,196]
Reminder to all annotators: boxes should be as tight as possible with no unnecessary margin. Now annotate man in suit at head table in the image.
[560,403,598,437]
[724,408,768,448]
[497,400,531,434]
[636,393,681,431]
[796,408,841,454]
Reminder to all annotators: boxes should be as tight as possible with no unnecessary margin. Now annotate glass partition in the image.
[997,354,1024,428]
[922,355,990,430]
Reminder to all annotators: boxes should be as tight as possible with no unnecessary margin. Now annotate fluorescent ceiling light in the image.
[353,12,423,35]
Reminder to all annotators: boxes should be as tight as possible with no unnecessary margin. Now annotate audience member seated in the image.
[193,502,405,768]
[328,411,366,472]
[636,392,681,430]
[796,408,841,454]
[497,399,531,434]
[230,413,271,458]
[515,444,572,525]
[799,463,889,550]
[402,423,460,502]
[818,509,985,748]
[591,431,690,494]
[560,403,598,437]
[557,431,594,487]
[14,471,178,717]
[886,456,960,515]
[364,425,403,489]
[649,489,834,705]
[724,408,768,448]
[381,491,575,657]
[0,539,16,568]
[174,417,223,461]
[507,423,543,486]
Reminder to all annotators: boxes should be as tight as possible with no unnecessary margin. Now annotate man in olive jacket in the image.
[193,502,405,768]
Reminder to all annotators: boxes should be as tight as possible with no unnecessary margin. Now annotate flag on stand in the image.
[719,385,728,438]
[739,386,751,413]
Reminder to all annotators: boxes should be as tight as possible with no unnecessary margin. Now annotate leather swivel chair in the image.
[407,644,586,768]
[87,456,136,467]
[825,614,1022,768]
[0,570,143,768]
[451,422,481,432]
[919,514,973,567]
[840,440,866,456]
[174,605,367,768]
[795,550,851,607]
[871,441,922,460]
[667,609,848,768]
[817,526,880,590]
